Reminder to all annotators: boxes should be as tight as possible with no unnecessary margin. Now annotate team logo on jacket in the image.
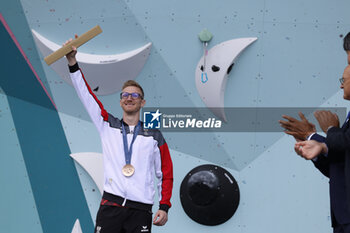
[143,109,162,129]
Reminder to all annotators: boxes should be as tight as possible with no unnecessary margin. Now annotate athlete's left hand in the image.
[153,210,168,226]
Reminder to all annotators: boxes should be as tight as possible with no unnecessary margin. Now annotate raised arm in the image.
[64,38,109,133]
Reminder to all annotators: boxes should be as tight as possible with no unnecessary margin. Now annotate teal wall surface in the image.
[0,1,93,232]
[1,0,350,232]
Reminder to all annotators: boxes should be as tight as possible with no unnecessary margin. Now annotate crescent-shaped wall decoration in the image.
[32,29,152,95]
[70,152,104,195]
[195,38,257,121]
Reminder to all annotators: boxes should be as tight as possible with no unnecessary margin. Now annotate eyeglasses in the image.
[120,92,143,99]
[340,77,345,84]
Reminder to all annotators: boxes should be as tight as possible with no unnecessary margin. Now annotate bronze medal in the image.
[122,164,135,177]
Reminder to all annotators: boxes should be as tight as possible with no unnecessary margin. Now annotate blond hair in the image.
[122,80,144,98]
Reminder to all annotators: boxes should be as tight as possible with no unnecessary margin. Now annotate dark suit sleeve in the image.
[325,126,350,153]
[312,154,330,178]
[310,133,326,143]
[310,133,330,178]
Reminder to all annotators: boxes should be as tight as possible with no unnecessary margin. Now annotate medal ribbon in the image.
[122,121,141,165]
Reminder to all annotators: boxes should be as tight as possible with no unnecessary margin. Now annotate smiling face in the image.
[341,65,350,100]
[120,85,145,115]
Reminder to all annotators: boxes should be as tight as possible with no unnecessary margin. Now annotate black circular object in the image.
[180,164,240,226]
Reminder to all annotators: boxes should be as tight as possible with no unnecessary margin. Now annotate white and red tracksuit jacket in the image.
[69,63,173,211]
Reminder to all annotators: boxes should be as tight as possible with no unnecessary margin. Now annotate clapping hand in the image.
[279,112,316,141]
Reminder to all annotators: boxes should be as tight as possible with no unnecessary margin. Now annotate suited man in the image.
[345,32,350,64]
[280,65,350,233]
[279,34,350,233]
